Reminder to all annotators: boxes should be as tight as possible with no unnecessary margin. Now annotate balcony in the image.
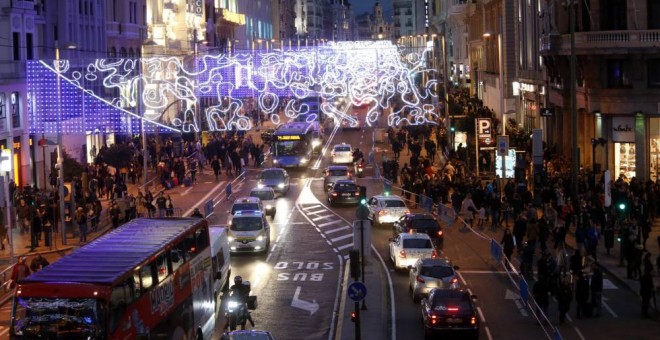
[106,22,142,39]
[449,2,467,16]
[107,21,119,37]
[540,30,660,55]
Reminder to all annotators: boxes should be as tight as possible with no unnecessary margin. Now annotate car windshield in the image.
[333,183,357,191]
[432,293,472,311]
[334,146,351,152]
[261,171,284,180]
[230,217,264,231]
[250,191,275,201]
[403,238,433,249]
[384,200,406,208]
[231,203,260,214]
[11,297,105,338]
[328,169,348,176]
[411,219,440,230]
[421,265,454,278]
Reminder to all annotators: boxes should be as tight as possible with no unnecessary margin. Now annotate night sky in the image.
[352,0,394,18]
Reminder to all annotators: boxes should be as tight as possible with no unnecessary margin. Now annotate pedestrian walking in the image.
[191,208,203,218]
[110,201,121,229]
[575,274,590,319]
[532,279,550,319]
[166,195,174,217]
[211,156,221,181]
[29,253,50,272]
[10,257,30,289]
[226,182,232,201]
[0,207,7,250]
[74,207,88,243]
[30,207,42,251]
[640,268,655,318]
[16,199,30,235]
[501,228,515,268]
[557,279,573,325]
[590,266,603,317]
[513,213,527,252]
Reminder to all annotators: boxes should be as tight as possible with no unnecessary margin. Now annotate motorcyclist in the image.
[352,148,364,163]
[229,276,255,327]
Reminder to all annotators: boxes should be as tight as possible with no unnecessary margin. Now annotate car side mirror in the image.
[453,265,460,270]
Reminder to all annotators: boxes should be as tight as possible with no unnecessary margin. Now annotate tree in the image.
[50,149,84,182]
[96,143,133,170]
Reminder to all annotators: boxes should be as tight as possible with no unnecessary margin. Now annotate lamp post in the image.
[140,40,158,189]
[441,27,451,150]
[569,0,579,209]
[55,40,77,246]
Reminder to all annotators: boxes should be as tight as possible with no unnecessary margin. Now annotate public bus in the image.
[10,218,217,339]
[272,121,323,167]
[295,95,325,123]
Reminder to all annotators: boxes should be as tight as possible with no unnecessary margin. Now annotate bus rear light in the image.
[354,192,360,196]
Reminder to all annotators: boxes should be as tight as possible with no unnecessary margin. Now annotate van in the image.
[210,226,232,314]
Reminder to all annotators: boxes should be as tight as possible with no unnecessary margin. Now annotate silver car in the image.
[323,165,351,189]
[409,258,460,302]
[249,187,277,218]
[331,143,353,164]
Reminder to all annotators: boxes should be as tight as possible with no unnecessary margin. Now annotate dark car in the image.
[257,168,290,195]
[261,128,276,144]
[221,330,275,340]
[421,289,479,339]
[394,213,444,249]
[327,180,360,206]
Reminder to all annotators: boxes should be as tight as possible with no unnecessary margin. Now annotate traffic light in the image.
[360,198,367,205]
[351,311,358,322]
[618,202,626,212]
[450,125,455,132]
[383,182,391,196]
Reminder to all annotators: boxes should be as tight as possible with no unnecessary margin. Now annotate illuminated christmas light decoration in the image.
[27,41,438,134]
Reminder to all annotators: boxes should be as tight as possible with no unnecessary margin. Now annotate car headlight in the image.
[277,183,285,189]
[300,158,308,164]
[256,235,264,241]
[257,183,264,188]
[228,236,235,242]
[266,204,273,210]
[312,140,321,148]
[227,301,239,309]
[273,159,278,164]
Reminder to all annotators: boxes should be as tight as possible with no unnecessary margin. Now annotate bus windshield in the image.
[12,297,105,338]
[274,140,308,156]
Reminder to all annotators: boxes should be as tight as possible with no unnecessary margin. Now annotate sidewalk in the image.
[337,252,392,340]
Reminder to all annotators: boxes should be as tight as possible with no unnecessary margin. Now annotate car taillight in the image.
[430,314,438,325]
[404,210,410,215]
[437,230,443,237]
[471,317,477,325]
[379,210,386,216]
[399,250,406,258]
[358,163,364,168]
[354,192,360,196]
[416,275,425,283]
[447,307,459,312]
[451,277,458,285]
[331,192,338,197]
[432,250,438,258]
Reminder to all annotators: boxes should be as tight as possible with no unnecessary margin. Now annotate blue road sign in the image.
[347,281,367,302]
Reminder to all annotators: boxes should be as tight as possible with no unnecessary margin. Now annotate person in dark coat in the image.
[640,269,655,318]
[30,207,42,251]
[533,279,550,317]
[575,274,590,319]
[501,228,515,268]
[211,156,221,181]
[513,213,527,252]
[590,267,603,317]
[557,279,573,324]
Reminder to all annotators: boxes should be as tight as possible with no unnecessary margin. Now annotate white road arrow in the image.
[504,289,528,317]
[291,286,320,315]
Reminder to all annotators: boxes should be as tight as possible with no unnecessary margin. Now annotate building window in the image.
[600,0,626,30]
[606,59,632,88]
[648,59,660,88]
[26,33,33,60]
[650,0,660,29]
[12,32,20,60]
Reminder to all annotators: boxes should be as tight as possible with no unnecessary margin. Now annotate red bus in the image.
[9,218,216,339]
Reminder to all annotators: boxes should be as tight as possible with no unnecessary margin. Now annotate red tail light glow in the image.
[432,250,438,258]
[354,192,360,196]
[399,250,407,258]
[430,314,438,324]
[331,192,338,197]
[416,275,425,283]
[447,307,459,312]
[451,277,458,284]
[437,230,443,237]
[471,317,477,325]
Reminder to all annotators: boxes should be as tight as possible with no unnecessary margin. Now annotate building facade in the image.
[235,0,274,51]
[392,0,429,39]
[370,1,392,41]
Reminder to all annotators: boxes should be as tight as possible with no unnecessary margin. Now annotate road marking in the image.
[180,186,194,196]
[184,179,234,216]
[326,225,351,234]
[301,204,322,211]
[602,296,618,318]
[312,215,335,222]
[574,326,586,340]
[337,243,353,250]
[477,306,486,322]
[485,326,493,340]
[306,209,327,216]
[330,234,352,243]
[318,219,344,228]
[456,271,467,286]
[514,299,529,317]
[326,239,332,246]
[291,286,320,315]
[344,254,350,260]
[603,278,617,289]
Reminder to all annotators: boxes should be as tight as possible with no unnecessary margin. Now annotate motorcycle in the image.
[354,161,365,178]
[224,282,257,331]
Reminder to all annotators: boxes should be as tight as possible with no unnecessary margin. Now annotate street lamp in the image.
[140,40,158,189]
[55,40,77,246]
[484,16,506,180]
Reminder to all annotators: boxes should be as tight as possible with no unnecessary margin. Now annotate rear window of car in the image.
[411,219,439,230]
[328,169,348,176]
[403,238,433,249]
[384,200,406,208]
[231,203,260,214]
[334,146,351,152]
[250,190,275,201]
[421,265,454,278]
[334,182,357,191]
[432,292,472,311]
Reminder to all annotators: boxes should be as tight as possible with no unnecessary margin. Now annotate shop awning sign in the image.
[611,117,635,142]
[477,118,495,147]
[0,149,11,172]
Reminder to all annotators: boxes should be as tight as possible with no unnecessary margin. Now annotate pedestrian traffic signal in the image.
[450,125,455,132]
[350,311,358,322]
[618,203,626,211]
[360,198,367,205]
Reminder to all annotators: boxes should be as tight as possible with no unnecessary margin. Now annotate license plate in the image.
[343,193,351,197]
[446,318,462,323]
[239,244,251,248]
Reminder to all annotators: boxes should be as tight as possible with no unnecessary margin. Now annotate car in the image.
[327,180,360,206]
[409,258,460,302]
[228,197,264,224]
[258,168,290,195]
[389,232,438,270]
[249,187,277,218]
[331,143,353,164]
[420,289,479,339]
[366,195,410,227]
[323,165,352,190]
[394,213,445,249]
[221,330,275,340]
[261,128,276,144]
[341,114,361,130]
[227,210,271,254]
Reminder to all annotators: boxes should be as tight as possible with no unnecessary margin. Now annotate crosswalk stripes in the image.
[298,202,354,257]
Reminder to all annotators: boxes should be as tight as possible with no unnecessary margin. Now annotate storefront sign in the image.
[0,149,11,172]
[221,9,246,25]
[540,107,554,117]
[476,118,494,147]
[611,117,635,142]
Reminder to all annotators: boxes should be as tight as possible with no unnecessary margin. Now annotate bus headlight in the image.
[257,183,265,188]
[300,158,308,164]
[266,204,273,210]
[278,183,285,189]
[273,159,278,164]
[312,140,321,148]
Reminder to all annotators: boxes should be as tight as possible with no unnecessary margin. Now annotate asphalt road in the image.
[0,118,658,339]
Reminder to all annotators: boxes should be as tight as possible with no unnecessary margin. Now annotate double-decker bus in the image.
[10,218,217,339]
[272,121,324,167]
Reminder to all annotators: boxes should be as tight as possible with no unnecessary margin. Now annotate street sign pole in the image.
[360,219,367,310]
[354,301,361,340]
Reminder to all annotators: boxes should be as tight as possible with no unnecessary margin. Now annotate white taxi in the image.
[228,210,271,254]
[367,195,410,227]
[389,232,438,270]
[331,143,353,164]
